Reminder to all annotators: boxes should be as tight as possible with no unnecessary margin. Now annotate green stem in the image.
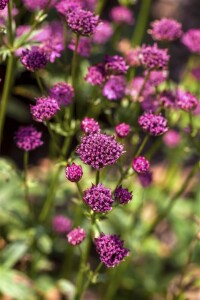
[76,181,83,198]
[96,169,100,185]
[95,0,106,15]
[134,135,149,157]
[35,72,46,94]
[131,0,152,46]
[71,35,79,88]
[0,55,15,147]
[188,111,194,136]
[7,0,13,46]
[23,151,34,219]
[83,262,103,292]
[46,122,63,157]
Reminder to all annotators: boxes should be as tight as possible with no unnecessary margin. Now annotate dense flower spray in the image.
[20,48,48,72]
[52,215,71,234]
[138,112,168,136]
[67,227,86,246]
[80,117,100,134]
[30,97,59,122]
[15,126,43,151]
[66,163,83,182]
[149,18,182,41]
[49,82,74,107]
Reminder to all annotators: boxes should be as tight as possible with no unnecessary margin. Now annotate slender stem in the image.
[46,122,63,157]
[71,35,79,88]
[83,262,103,292]
[188,111,194,136]
[35,72,46,95]
[7,0,13,46]
[96,170,100,185]
[76,182,83,198]
[0,55,15,147]
[23,151,34,219]
[131,0,152,46]
[134,135,149,157]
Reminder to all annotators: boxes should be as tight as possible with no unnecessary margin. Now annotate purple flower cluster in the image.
[147,70,168,87]
[15,126,43,151]
[20,47,47,72]
[0,0,9,10]
[159,90,176,108]
[66,163,83,182]
[30,97,59,122]
[52,215,71,234]
[65,8,99,36]
[69,37,92,57]
[76,133,124,169]
[67,227,86,246]
[140,44,169,70]
[95,233,129,267]
[114,186,132,205]
[149,18,182,41]
[176,89,198,111]
[138,112,168,136]
[83,183,113,212]
[93,21,113,44]
[182,29,200,54]
[80,117,100,134]
[104,55,129,75]
[103,76,126,101]
[55,0,82,15]
[49,82,74,107]
[110,5,134,25]
[85,64,106,86]
[22,0,56,11]
[138,171,153,187]
[115,123,131,138]
[132,156,150,174]
[163,130,181,148]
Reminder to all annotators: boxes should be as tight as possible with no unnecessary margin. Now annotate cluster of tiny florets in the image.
[85,64,106,86]
[132,156,150,174]
[30,97,59,122]
[52,215,71,234]
[0,0,9,10]
[103,76,126,100]
[114,186,132,205]
[149,18,182,41]
[76,133,124,169]
[181,29,200,54]
[110,5,134,25]
[138,112,168,136]
[115,123,131,138]
[93,21,113,44]
[49,82,74,107]
[104,55,129,75]
[159,90,176,108]
[176,89,198,111]
[15,126,43,151]
[83,183,113,212]
[65,8,99,36]
[80,117,100,134]
[67,227,86,246]
[66,163,83,182]
[20,48,48,72]
[140,44,169,70]
[95,233,129,267]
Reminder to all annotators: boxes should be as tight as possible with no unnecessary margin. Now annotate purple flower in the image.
[163,130,181,148]
[20,47,47,72]
[159,90,176,108]
[69,37,92,57]
[22,0,56,11]
[56,0,82,15]
[95,233,129,267]
[103,76,126,101]
[80,117,100,134]
[114,185,132,205]
[76,133,124,169]
[66,163,83,182]
[138,171,152,187]
[147,70,168,87]
[52,215,71,234]
[141,95,159,112]
[138,112,168,136]
[110,5,134,25]
[126,76,153,101]
[140,44,169,70]
[85,64,106,86]
[49,82,74,107]
[182,29,200,54]
[83,183,113,212]
[0,0,9,10]
[149,18,182,41]
[67,227,86,246]
[105,55,129,75]
[132,156,150,174]
[15,126,43,151]
[93,21,113,44]
[30,97,59,122]
[65,8,99,36]
[115,123,131,138]
[176,89,198,111]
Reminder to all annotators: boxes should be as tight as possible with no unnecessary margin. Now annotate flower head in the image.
[115,123,131,138]
[182,29,200,54]
[138,171,152,187]
[66,163,83,182]
[138,112,168,136]
[68,37,92,57]
[49,82,74,107]
[0,0,9,10]
[52,215,71,234]
[15,126,43,151]
[163,130,181,148]
[132,156,150,174]
[65,8,99,36]
[95,233,129,267]
[103,76,126,101]
[83,183,113,212]
[114,185,132,205]
[93,21,113,44]
[81,117,100,134]
[105,55,129,75]
[176,89,198,111]
[56,0,82,15]
[149,18,182,41]
[147,70,168,86]
[30,97,59,122]
[85,64,106,86]
[76,133,124,169]
[159,90,176,108]
[110,5,134,25]
[22,0,56,11]
[67,227,86,246]
[140,44,169,70]
[20,47,47,72]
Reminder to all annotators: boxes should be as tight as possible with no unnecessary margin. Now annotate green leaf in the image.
[0,241,29,268]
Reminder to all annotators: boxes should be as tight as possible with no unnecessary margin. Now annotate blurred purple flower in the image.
[115,123,131,138]
[15,126,43,151]
[163,130,181,148]
[149,18,182,41]
[49,82,74,107]
[93,21,113,44]
[110,5,134,25]
[182,29,200,54]
[103,76,126,101]
[69,37,92,57]
[52,215,71,234]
